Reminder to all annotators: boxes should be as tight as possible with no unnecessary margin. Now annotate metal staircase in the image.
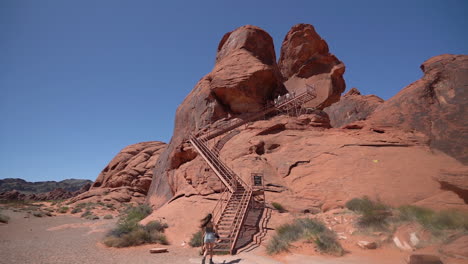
[189,86,316,254]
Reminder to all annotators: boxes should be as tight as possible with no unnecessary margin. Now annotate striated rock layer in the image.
[368,54,468,165]
[69,141,166,206]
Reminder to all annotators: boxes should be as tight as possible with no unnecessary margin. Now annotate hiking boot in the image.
[209,258,214,264]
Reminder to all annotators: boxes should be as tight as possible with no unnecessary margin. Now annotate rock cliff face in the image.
[146,24,467,215]
[368,54,468,165]
[69,141,166,206]
[324,88,384,128]
[278,24,346,109]
[147,25,287,209]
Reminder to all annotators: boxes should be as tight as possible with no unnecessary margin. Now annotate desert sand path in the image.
[0,209,405,264]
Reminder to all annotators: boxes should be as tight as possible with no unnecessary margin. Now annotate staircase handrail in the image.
[230,189,253,253]
[197,136,239,190]
[212,186,231,226]
[189,135,237,192]
[198,86,316,141]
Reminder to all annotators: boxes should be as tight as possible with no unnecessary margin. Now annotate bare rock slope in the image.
[368,54,468,165]
[324,88,384,128]
[69,141,166,206]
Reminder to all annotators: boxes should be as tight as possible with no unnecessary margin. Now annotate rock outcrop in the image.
[147,25,286,209]
[278,24,346,109]
[69,141,166,206]
[368,54,468,164]
[324,88,384,128]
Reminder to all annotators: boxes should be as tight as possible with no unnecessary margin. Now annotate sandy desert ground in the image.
[0,207,444,264]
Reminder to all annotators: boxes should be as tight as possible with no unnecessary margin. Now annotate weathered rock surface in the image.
[436,168,468,203]
[147,25,286,209]
[324,88,384,128]
[69,141,166,207]
[92,141,166,194]
[278,24,346,109]
[218,115,466,212]
[441,235,468,260]
[368,54,468,165]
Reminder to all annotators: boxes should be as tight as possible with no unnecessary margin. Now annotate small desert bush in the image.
[104,214,113,219]
[81,210,93,218]
[346,197,390,229]
[271,202,286,213]
[311,230,344,255]
[58,206,69,213]
[398,205,468,234]
[104,205,168,247]
[0,212,10,223]
[71,207,82,214]
[267,218,343,255]
[86,214,99,220]
[189,230,203,247]
[33,211,45,217]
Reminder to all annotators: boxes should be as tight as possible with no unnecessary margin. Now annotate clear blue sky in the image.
[1,1,467,182]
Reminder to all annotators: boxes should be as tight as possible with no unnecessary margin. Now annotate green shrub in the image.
[271,202,286,213]
[267,218,343,255]
[145,220,168,233]
[312,230,344,256]
[33,211,44,217]
[71,207,82,214]
[398,206,468,233]
[85,214,99,220]
[103,204,167,248]
[346,197,390,229]
[189,230,203,247]
[58,206,69,213]
[0,213,10,223]
[104,214,113,219]
[81,210,92,218]
[345,197,375,213]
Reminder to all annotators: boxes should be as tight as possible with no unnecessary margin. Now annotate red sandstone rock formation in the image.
[278,24,346,109]
[324,88,384,128]
[69,141,166,206]
[147,25,286,209]
[367,54,468,165]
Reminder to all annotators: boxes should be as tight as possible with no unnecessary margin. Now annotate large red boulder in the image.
[147,25,286,209]
[324,88,384,128]
[368,54,468,164]
[211,25,286,113]
[278,24,346,109]
[92,141,166,194]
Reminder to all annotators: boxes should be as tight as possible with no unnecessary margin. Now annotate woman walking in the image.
[200,213,217,264]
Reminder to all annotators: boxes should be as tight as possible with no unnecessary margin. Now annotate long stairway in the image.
[189,86,317,254]
[200,86,316,141]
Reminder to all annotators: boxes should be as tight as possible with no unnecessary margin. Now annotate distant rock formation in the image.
[368,54,468,165]
[278,24,346,109]
[0,178,92,193]
[324,88,384,128]
[69,141,166,206]
[0,183,91,201]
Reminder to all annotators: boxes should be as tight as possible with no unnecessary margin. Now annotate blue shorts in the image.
[204,232,216,243]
